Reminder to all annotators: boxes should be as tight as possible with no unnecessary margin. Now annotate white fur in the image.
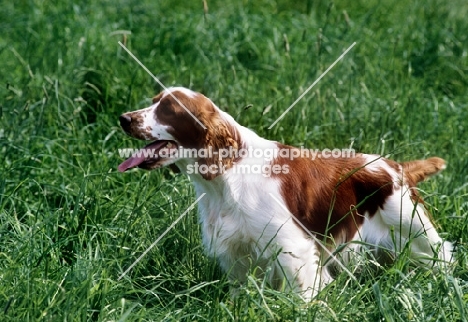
[164,86,197,99]
[184,130,330,298]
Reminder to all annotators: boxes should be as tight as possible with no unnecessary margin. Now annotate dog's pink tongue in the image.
[118,155,146,172]
[118,141,168,172]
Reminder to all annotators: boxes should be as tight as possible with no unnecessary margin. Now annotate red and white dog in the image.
[118,87,452,299]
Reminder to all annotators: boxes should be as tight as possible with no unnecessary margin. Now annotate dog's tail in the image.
[400,157,446,185]
[400,157,454,264]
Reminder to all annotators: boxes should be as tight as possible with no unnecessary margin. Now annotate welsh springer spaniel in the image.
[118,87,452,299]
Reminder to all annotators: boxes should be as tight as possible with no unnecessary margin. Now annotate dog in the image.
[118,87,452,299]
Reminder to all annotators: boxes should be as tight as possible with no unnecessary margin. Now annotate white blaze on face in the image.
[164,86,198,99]
[137,87,199,141]
[132,100,175,141]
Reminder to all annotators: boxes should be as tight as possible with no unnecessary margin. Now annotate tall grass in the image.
[1,0,467,320]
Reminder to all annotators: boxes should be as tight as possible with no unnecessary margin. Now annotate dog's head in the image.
[118,87,241,180]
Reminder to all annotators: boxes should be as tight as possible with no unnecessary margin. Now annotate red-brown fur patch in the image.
[273,146,395,244]
[400,157,445,186]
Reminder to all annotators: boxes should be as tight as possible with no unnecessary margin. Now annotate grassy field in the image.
[1,0,468,320]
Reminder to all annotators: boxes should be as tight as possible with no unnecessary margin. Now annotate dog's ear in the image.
[198,119,240,181]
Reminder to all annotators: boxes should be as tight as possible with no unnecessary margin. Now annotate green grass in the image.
[1,0,468,320]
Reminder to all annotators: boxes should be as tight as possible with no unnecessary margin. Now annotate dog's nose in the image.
[119,114,132,130]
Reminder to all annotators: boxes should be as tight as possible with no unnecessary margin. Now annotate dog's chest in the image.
[193,175,286,257]
[196,195,267,258]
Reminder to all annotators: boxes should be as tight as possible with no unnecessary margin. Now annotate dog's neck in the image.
[175,115,277,193]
